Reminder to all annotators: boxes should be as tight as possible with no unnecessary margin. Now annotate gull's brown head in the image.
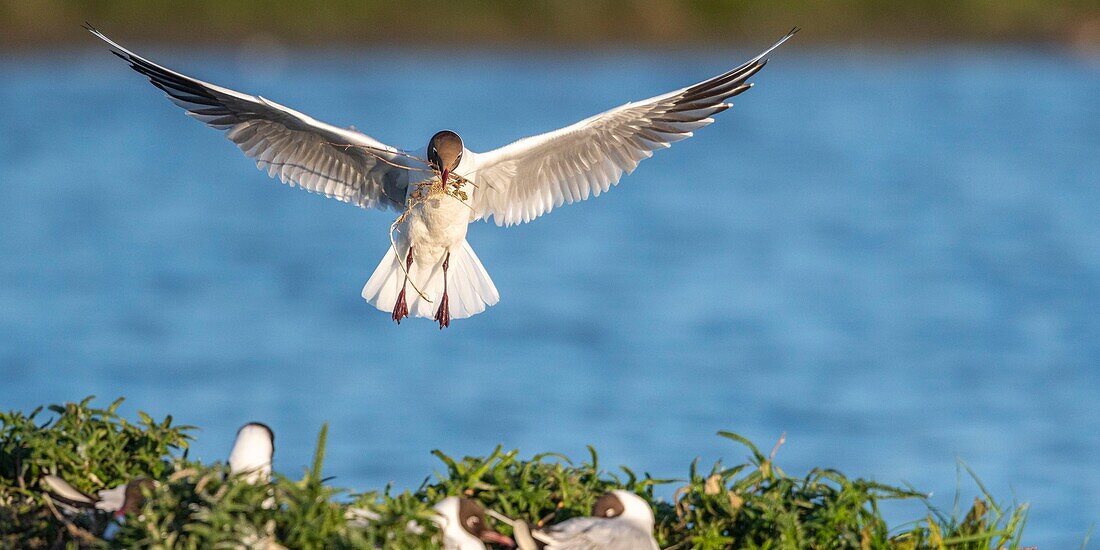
[119,478,155,517]
[592,492,626,518]
[427,130,463,184]
[457,498,515,547]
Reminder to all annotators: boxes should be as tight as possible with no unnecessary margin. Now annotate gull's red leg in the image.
[434,252,451,329]
[392,248,413,324]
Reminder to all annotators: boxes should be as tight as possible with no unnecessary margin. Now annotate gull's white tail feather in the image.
[362,240,499,321]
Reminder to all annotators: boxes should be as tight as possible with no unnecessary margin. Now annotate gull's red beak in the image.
[441,168,450,188]
[478,529,515,547]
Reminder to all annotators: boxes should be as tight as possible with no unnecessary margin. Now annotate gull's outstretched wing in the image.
[86,25,415,211]
[470,29,797,227]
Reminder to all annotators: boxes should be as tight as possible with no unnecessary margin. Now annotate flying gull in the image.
[87,25,797,328]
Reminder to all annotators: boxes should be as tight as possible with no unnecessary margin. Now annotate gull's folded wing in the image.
[470,29,798,227]
[534,518,659,550]
[40,475,97,510]
[87,25,414,211]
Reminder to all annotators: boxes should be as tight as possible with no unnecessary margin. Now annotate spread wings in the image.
[86,25,415,211]
[470,28,797,227]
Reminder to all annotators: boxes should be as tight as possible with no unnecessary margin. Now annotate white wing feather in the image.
[471,29,797,227]
[87,25,415,211]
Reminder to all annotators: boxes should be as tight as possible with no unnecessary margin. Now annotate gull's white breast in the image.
[403,149,477,266]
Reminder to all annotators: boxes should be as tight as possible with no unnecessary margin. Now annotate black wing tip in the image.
[749,26,800,66]
[769,26,800,51]
[83,21,121,54]
[82,21,109,41]
[85,25,141,66]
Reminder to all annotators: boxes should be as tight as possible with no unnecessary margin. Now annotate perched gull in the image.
[40,421,272,507]
[228,422,275,484]
[434,496,516,549]
[87,25,796,328]
[41,475,154,538]
[38,422,275,539]
[525,490,658,550]
[41,475,154,517]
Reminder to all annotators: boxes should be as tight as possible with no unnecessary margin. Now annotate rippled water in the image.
[1,45,1097,546]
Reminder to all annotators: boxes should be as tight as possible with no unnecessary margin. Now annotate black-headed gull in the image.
[434,496,516,549]
[87,25,796,328]
[228,422,275,484]
[523,490,658,550]
[40,421,272,506]
[41,475,153,517]
[41,475,154,538]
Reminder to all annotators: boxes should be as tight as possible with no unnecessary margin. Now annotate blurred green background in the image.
[2,0,1098,49]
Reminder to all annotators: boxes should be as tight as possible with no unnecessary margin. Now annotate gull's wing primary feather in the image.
[470,28,798,227]
[86,24,414,211]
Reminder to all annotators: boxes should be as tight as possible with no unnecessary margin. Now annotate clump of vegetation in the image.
[108,426,433,548]
[0,397,192,547]
[1,397,1028,549]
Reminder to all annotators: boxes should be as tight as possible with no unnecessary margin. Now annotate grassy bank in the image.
[1,0,1098,50]
[1,397,1029,548]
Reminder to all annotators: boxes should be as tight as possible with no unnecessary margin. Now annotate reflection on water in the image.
[0,47,1097,546]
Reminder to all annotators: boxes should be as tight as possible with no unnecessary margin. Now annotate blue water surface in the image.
[1,44,1098,546]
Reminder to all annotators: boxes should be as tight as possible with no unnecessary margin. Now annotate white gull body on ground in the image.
[526,491,658,550]
[228,422,275,483]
